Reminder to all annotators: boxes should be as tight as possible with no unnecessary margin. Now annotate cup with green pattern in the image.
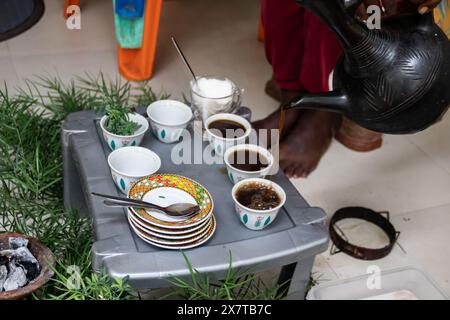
[108,147,161,195]
[100,113,149,151]
[147,100,193,144]
[231,178,286,231]
[204,113,251,157]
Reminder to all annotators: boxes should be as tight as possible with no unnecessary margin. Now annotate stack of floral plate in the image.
[127,174,216,250]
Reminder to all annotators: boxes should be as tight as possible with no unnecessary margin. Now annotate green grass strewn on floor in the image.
[0,74,165,299]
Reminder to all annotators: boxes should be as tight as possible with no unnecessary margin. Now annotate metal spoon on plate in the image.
[91,192,200,217]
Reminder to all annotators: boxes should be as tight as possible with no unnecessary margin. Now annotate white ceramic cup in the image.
[108,147,161,194]
[205,113,251,157]
[100,113,149,151]
[232,178,286,231]
[224,144,274,185]
[147,100,193,143]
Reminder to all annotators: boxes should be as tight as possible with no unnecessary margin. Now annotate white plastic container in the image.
[307,267,448,300]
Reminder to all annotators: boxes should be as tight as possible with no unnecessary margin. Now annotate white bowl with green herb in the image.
[100,112,149,151]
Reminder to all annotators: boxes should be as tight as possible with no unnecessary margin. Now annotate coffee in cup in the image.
[224,144,274,184]
[235,181,281,211]
[205,113,251,157]
[207,119,247,139]
[228,149,270,172]
[231,178,286,231]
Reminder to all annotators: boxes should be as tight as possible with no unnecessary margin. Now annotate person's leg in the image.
[253,0,305,139]
[280,9,342,178]
[261,0,304,92]
[264,75,282,103]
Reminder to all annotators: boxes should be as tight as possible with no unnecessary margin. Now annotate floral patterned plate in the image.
[127,208,210,235]
[129,215,216,250]
[128,174,214,229]
[128,214,214,245]
[128,211,212,240]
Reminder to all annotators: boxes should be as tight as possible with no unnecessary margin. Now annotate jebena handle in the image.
[343,0,365,15]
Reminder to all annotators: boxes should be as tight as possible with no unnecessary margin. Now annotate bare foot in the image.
[280,110,337,178]
[253,89,304,147]
[264,76,282,102]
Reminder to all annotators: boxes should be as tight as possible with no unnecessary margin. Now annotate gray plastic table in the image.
[61,109,329,298]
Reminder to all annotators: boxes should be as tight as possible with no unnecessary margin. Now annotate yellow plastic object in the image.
[64,0,80,18]
[118,0,163,81]
[435,0,449,38]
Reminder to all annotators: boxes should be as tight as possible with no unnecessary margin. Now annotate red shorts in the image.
[262,0,342,93]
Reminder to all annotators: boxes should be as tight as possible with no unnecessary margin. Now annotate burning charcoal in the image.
[0,254,9,266]
[0,265,7,291]
[15,247,38,264]
[3,263,27,292]
[19,260,40,281]
[15,247,40,281]
[8,237,29,250]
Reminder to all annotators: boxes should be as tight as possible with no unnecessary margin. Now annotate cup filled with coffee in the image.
[232,178,286,231]
[205,113,251,156]
[224,144,274,184]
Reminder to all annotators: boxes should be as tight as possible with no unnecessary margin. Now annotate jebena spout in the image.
[286,90,350,114]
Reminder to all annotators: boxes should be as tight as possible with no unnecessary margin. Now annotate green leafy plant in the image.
[165,252,285,300]
[16,75,100,121]
[16,73,170,136]
[42,261,134,300]
[0,75,155,299]
[134,81,171,107]
[104,105,141,136]
[78,73,139,136]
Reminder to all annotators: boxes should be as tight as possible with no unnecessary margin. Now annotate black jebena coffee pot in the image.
[286,0,450,134]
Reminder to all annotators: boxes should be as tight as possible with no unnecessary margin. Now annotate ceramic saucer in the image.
[129,211,213,240]
[130,215,216,250]
[128,174,213,229]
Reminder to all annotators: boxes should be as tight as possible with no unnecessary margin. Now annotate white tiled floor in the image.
[1,0,449,297]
